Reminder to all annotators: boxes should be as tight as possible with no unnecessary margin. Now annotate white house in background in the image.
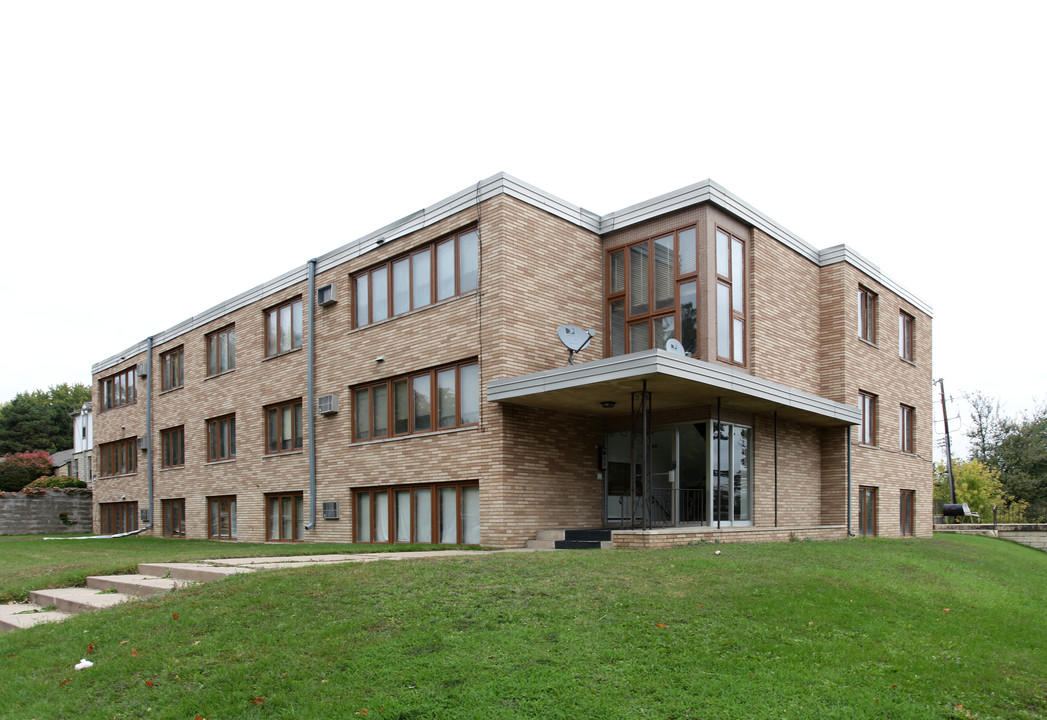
[71,402,93,484]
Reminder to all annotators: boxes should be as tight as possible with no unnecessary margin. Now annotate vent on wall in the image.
[136,437,149,452]
[317,283,337,306]
[322,501,340,520]
[140,509,149,522]
[318,393,339,415]
[136,363,149,378]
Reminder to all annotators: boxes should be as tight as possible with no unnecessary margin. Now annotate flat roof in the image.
[94,173,931,374]
[487,350,862,428]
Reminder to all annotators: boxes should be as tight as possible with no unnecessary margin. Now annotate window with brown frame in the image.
[353,227,479,328]
[606,226,698,357]
[206,325,236,376]
[899,404,915,454]
[265,298,303,357]
[899,490,915,537]
[859,391,877,446]
[100,367,137,410]
[100,501,138,534]
[266,400,303,454]
[162,498,186,538]
[207,495,236,539]
[899,310,914,362]
[160,346,183,391]
[266,492,304,541]
[206,415,236,462]
[859,486,877,537]
[98,437,137,477]
[161,426,184,468]
[716,228,746,364]
[858,285,877,344]
[353,361,479,441]
[353,481,479,544]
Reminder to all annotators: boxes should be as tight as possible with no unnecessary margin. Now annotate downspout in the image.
[716,397,722,531]
[846,425,853,536]
[304,259,317,531]
[145,335,154,530]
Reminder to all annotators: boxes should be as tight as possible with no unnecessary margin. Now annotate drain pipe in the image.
[304,259,317,531]
[846,425,853,536]
[145,335,154,530]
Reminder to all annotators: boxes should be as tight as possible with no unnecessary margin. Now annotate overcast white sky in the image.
[2,1,1044,460]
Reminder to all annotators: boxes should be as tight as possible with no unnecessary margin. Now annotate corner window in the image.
[899,404,914,454]
[265,298,303,357]
[716,228,746,364]
[161,426,184,468]
[208,496,237,539]
[100,367,137,410]
[859,391,877,446]
[858,286,877,344]
[207,415,236,462]
[99,438,137,477]
[266,400,304,454]
[606,226,698,357]
[162,499,186,538]
[353,228,479,328]
[899,311,914,362]
[160,346,183,391]
[206,325,236,376]
[352,361,479,441]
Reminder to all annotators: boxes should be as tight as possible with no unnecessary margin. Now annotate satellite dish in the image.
[665,338,687,356]
[557,325,596,365]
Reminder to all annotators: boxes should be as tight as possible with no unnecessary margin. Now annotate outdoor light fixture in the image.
[601,401,616,409]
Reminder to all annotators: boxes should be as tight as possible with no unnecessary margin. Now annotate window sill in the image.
[159,466,185,472]
[159,385,184,396]
[262,347,303,362]
[858,337,879,349]
[351,424,478,446]
[97,472,137,480]
[204,369,236,381]
[900,357,917,367]
[204,459,236,466]
[264,449,305,458]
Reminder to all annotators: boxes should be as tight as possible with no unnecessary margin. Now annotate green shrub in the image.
[25,475,87,489]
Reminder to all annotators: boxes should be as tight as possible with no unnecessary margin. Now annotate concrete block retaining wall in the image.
[0,489,93,535]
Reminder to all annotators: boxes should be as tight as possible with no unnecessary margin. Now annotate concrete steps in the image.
[526,529,613,550]
[0,562,249,633]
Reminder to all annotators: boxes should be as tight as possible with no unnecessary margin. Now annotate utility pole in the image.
[937,379,957,504]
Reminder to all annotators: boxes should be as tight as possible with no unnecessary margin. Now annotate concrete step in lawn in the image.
[0,562,251,633]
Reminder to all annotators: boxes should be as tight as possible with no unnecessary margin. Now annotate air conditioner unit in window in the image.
[317,283,337,306]
[136,437,149,452]
[136,363,149,378]
[322,501,339,520]
[318,393,339,415]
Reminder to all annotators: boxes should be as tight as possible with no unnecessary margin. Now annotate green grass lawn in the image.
[1,534,1045,719]
[0,535,469,603]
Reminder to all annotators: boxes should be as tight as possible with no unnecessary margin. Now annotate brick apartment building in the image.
[90,174,932,548]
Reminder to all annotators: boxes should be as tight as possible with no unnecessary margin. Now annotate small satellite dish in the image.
[557,325,596,365]
[665,338,687,356]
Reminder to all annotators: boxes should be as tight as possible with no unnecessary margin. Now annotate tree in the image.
[0,383,91,454]
[933,459,1019,521]
[960,393,1047,522]
[0,450,54,492]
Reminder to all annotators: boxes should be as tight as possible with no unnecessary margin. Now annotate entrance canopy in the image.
[487,350,860,427]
